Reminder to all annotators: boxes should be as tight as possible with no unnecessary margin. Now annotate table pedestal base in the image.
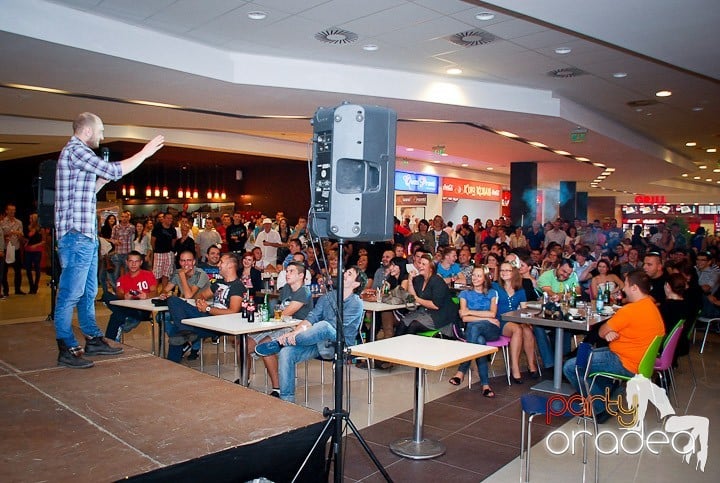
[531,379,576,396]
[390,438,446,460]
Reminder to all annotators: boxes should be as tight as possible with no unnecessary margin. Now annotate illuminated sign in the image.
[441,177,502,201]
[634,195,666,204]
[394,171,439,194]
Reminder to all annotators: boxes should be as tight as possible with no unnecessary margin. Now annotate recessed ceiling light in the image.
[681,173,688,177]
[612,72,628,78]
[528,141,547,148]
[433,160,441,164]
[475,12,495,21]
[685,142,697,147]
[0,147,8,153]
[706,178,713,182]
[699,165,707,169]
[554,47,572,55]
[605,168,616,172]
[554,150,571,155]
[707,148,717,153]
[692,106,704,112]
[575,157,590,162]
[461,163,469,167]
[717,180,720,184]
[714,168,720,173]
[446,67,463,75]
[496,130,519,138]
[247,11,267,20]
[486,167,494,171]
[592,162,606,167]
[655,90,672,97]
[440,153,449,156]
[362,44,379,51]
[693,176,701,179]
[405,147,414,152]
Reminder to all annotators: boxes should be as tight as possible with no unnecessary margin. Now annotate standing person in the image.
[98,213,116,297]
[53,112,163,368]
[275,217,292,265]
[0,225,5,299]
[151,213,177,292]
[173,221,195,268]
[131,219,152,270]
[195,218,222,262]
[109,209,135,287]
[23,212,44,294]
[1,203,25,295]
[226,211,248,255]
[255,217,282,270]
[449,265,500,397]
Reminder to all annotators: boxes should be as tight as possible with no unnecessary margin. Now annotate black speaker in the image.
[37,159,56,228]
[309,103,397,241]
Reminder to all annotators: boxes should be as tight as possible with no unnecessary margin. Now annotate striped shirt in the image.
[55,136,122,240]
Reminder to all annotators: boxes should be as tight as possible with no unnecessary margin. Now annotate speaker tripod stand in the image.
[292,241,392,483]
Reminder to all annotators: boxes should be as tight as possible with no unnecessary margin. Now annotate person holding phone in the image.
[102,251,157,341]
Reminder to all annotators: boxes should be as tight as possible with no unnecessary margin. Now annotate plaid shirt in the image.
[55,136,122,240]
[112,222,135,254]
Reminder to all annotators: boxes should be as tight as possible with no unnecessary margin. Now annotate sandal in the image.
[448,376,463,386]
[482,387,496,398]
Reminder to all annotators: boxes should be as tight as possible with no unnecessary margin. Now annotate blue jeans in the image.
[101,293,148,341]
[278,321,336,402]
[562,347,633,415]
[165,296,221,363]
[110,252,128,288]
[457,321,500,385]
[54,231,103,347]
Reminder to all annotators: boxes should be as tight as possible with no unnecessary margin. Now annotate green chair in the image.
[588,335,663,430]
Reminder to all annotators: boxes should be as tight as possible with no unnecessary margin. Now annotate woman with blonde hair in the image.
[493,262,539,383]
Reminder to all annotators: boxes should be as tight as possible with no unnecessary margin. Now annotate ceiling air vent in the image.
[626,99,660,107]
[446,29,496,47]
[547,67,586,78]
[315,28,358,45]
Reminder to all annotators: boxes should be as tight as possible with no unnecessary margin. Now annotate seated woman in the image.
[449,265,500,398]
[399,253,456,336]
[493,262,539,383]
[590,259,624,301]
[239,251,264,304]
[436,246,461,283]
[485,252,502,282]
[659,272,692,359]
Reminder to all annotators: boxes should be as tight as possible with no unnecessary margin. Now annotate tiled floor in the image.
[1,274,718,481]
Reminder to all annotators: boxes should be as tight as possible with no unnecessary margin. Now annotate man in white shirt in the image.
[255,217,282,269]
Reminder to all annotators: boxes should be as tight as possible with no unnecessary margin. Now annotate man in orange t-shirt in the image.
[563,269,665,420]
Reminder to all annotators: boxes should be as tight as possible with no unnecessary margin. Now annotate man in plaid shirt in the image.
[54,112,164,368]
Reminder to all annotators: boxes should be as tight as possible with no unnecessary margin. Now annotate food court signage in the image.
[394,171,439,194]
[395,194,428,206]
[441,177,502,201]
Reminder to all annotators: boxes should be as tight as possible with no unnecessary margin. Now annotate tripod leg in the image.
[292,415,336,483]
[344,416,394,482]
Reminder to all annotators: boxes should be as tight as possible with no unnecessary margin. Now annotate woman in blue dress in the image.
[493,262,539,384]
[449,265,500,397]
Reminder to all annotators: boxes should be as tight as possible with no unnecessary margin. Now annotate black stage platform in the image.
[0,321,326,482]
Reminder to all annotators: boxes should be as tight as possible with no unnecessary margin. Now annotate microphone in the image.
[101,147,110,162]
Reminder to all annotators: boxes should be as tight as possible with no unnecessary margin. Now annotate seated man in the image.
[562,269,665,421]
[165,253,245,363]
[246,261,313,396]
[535,259,581,368]
[102,250,157,341]
[276,251,311,288]
[159,249,211,360]
[255,266,367,403]
[197,245,222,284]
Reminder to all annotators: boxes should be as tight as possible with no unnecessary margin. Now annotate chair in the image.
[654,319,684,407]
[694,316,718,354]
[520,342,598,482]
[485,336,512,386]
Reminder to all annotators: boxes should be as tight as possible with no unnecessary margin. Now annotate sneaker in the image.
[84,336,124,356]
[269,389,280,398]
[181,341,192,355]
[187,350,199,361]
[211,335,220,344]
[254,340,282,357]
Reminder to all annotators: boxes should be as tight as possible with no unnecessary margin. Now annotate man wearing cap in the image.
[255,217,282,270]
